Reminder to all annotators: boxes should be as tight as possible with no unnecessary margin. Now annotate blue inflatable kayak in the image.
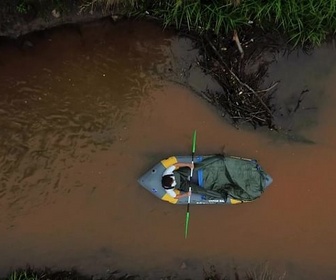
[138,154,273,205]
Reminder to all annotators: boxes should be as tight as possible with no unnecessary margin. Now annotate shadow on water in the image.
[0,18,336,280]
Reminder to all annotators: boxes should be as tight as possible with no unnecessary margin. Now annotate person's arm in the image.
[173,162,194,169]
[175,190,191,199]
[165,188,191,199]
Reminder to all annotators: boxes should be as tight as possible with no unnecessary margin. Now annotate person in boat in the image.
[161,161,225,200]
[161,162,193,199]
[161,154,268,201]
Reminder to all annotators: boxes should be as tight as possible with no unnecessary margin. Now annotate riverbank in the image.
[0,0,110,39]
[2,264,285,280]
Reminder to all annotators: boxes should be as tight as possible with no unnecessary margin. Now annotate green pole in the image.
[185,130,196,239]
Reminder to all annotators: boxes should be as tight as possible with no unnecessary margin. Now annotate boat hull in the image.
[138,155,273,205]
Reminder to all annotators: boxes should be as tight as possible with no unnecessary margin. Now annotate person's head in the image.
[162,175,176,189]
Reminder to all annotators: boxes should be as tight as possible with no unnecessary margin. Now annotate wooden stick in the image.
[233,30,244,59]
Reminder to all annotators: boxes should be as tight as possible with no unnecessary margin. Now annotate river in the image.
[0,19,336,280]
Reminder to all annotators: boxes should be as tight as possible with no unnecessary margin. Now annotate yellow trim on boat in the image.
[230,198,251,204]
[161,157,179,204]
[161,156,178,168]
[230,198,243,204]
[162,190,180,204]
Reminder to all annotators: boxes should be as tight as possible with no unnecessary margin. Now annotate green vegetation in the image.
[16,1,31,14]
[3,0,75,24]
[80,0,138,13]
[92,0,336,47]
[2,265,286,280]
[2,268,137,280]
[5,270,38,280]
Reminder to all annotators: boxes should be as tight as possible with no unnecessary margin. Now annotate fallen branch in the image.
[205,35,273,117]
[233,30,244,59]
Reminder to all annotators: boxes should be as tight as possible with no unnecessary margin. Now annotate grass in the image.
[3,264,286,280]
[115,0,336,48]
[6,269,39,280]
[2,267,138,280]
[245,263,287,280]
[80,0,139,13]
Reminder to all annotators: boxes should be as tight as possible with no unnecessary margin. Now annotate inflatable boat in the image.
[138,154,273,205]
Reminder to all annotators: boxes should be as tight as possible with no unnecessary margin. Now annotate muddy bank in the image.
[0,0,111,39]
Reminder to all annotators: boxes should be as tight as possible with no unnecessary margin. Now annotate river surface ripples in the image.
[0,19,336,280]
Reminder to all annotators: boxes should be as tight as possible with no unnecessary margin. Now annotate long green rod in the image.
[185,130,196,239]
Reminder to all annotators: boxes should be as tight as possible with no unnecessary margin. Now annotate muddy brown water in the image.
[0,19,336,280]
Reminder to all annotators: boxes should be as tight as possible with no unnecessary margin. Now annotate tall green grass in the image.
[7,271,37,280]
[135,0,247,35]
[241,0,336,46]
[80,0,139,12]
[128,0,336,47]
